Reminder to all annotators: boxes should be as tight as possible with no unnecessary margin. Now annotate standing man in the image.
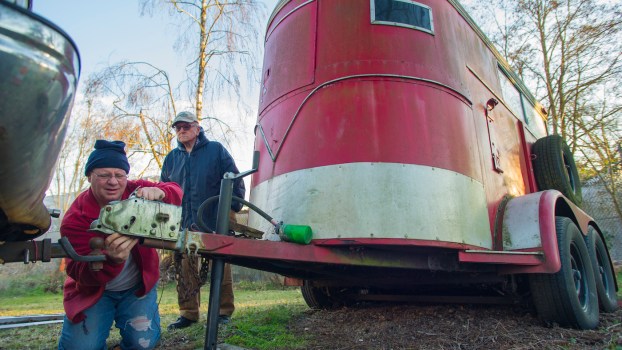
[58,140,183,350]
[161,111,245,329]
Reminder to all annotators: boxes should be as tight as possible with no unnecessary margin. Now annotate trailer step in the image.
[459,250,544,265]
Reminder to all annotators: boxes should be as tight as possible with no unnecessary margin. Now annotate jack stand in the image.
[204,151,259,350]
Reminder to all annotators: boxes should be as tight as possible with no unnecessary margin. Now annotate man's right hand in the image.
[105,233,138,264]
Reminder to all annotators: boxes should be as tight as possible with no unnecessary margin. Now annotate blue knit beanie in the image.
[84,140,130,176]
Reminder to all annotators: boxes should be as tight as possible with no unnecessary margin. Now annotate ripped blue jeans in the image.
[58,284,160,350]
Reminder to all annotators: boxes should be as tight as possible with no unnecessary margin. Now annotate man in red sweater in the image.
[58,140,182,350]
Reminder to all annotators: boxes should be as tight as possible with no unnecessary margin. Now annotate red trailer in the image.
[210,0,617,330]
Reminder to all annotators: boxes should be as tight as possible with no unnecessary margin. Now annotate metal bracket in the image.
[89,197,182,240]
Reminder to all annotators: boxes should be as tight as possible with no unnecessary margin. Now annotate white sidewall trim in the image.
[249,163,492,248]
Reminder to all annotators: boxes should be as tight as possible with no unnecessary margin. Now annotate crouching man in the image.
[58,140,182,350]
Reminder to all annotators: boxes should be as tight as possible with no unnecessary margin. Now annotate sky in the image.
[32,0,279,180]
[33,0,278,84]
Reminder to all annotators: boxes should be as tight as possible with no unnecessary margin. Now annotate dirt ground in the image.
[288,302,622,350]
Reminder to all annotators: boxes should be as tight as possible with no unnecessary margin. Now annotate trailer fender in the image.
[501,190,595,274]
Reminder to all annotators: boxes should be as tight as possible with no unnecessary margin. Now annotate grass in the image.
[159,284,308,350]
[0,277,308,350]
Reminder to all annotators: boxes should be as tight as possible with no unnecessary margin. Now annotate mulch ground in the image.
[288,303,622,350]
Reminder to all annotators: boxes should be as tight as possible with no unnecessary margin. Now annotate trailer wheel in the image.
[529,217,598,329]
[301,282,348,309]
[532,135,582,206]
[586,227,619,312]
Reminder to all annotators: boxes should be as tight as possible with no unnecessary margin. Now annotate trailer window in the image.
[497,68,525,122]
[371,0,434,34]
[522,96,547,138]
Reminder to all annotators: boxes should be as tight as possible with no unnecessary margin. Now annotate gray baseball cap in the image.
[172,111,198,127]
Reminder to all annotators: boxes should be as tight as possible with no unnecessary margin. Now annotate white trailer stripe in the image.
[249,163,492,248]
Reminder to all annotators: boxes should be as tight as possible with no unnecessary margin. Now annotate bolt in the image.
[155,213,170,222]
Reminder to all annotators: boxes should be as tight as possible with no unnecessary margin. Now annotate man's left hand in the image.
[136,187,165,201]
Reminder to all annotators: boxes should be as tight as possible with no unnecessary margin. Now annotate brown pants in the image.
[177,255,235,322]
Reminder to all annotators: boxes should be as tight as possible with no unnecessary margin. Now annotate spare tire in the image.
[532,135,582,206]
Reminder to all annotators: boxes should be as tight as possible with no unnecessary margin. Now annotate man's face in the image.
[174,122,200,144]
[88,167,128,206]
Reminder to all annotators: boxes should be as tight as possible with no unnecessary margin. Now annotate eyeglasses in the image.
[92,172,128,181]
[173,123,196,132]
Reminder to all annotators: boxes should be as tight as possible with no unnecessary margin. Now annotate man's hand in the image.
[136,187,165,201]
[105,233,139,264]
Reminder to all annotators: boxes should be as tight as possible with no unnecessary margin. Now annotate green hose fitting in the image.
[279,224,312,244]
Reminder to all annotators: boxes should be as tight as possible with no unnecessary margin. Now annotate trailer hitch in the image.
[0,237,106,265]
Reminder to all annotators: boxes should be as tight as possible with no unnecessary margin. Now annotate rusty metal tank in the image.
[0,1,80,241]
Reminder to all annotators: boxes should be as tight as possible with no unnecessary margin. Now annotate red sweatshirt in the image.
[61,180,182,323]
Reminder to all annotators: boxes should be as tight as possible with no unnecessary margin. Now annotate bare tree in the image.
[575,90,622,219]
[139,0,265,140]
[49,93,142,212]
[83,61,180,170]
[51,101,97,212]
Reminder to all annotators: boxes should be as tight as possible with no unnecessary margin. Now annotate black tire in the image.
[529,217,599,329]
[585,227,619,312]
[301,282,348,309]
[532,135,582,206]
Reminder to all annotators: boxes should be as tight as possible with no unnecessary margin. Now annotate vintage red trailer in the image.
[209,0,619,330]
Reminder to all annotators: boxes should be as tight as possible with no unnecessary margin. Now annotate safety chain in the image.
[199,255,210,285]
[173,251,211,301]
[173,252,185,299]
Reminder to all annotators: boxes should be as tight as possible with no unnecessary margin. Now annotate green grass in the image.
[158,284,308,350]
[219,304,308,349]
[0,279,308,350]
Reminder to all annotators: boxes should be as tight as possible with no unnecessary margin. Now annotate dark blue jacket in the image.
[161,130,245,231]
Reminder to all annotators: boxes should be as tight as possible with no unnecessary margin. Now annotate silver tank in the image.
[0,2,80,241]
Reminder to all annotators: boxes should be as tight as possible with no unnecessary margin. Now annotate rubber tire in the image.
[532,135,582,206]
[301,282,344,309]
[586,227,619,312]
[529,217,599,329]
